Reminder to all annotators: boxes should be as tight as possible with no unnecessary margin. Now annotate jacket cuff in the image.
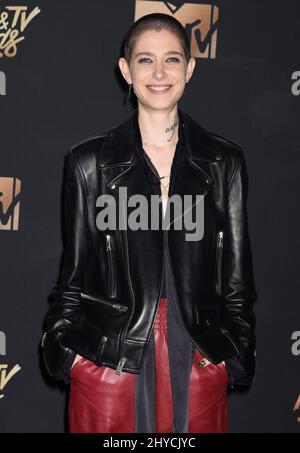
[225,356,250,387]
[58,349,77,384]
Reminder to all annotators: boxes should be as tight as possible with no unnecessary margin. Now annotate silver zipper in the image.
[106,234,117,299]
[115,356,127,375]
[215,230,224,295]
[80,292,128,312]
[114,220,136,375]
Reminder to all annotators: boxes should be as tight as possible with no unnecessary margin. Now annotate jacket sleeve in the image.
[41,149,89,384]
[222,147,258,387]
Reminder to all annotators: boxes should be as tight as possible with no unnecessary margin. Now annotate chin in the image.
[146,101,176,111]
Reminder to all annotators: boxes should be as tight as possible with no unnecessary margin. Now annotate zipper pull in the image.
[106,234,111,251]
[112,303,128,312]
[217,231,223,247]
[115,356,127,375]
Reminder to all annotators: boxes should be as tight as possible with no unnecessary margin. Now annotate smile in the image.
[147,85,172,94]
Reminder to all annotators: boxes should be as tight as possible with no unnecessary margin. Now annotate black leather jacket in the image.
[42,107,257,388]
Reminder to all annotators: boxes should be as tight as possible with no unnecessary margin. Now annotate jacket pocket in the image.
[106,233,117,299]
[215,230,224,296]
[80,291,128,312]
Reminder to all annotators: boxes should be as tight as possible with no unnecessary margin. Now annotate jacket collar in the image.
[98,107,222,170]
[97,108,222,227]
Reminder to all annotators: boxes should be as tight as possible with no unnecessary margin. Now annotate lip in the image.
[146,85,172,94]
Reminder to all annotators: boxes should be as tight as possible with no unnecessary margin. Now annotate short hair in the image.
[123,13,191,65]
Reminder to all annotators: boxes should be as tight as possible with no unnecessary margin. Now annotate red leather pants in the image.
[68,298,228,433]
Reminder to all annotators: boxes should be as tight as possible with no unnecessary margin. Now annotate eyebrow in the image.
[134,51,183,58]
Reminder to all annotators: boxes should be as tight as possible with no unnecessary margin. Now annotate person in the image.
[42,13,257,433]
[293,394,300,422]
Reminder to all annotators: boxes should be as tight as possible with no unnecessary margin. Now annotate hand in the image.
[293,394,300,422]
[198,357,225,367]
[71,353,83,369]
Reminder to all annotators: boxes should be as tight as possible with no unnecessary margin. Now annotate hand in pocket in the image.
[198,357,225,368]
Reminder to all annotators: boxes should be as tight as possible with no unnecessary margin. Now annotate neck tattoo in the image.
[165,118,179,142]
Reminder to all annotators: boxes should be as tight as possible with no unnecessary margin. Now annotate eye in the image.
[167,57,180,63]
[138,58,152,63]
[137,57,181,64]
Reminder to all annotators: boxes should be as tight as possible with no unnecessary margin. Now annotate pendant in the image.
[161,187,169,197]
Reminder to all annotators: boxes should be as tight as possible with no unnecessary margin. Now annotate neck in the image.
[137,105,179,149]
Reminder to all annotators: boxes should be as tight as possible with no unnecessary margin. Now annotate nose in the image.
[152,61,166,80]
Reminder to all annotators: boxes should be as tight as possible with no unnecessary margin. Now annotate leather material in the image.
[69,355,136,432]
[68,297,228,433]
[189,347,228,432]
[153,298,174,432]
[42,107,257,388]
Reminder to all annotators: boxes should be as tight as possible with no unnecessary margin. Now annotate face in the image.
[119,29,196,111]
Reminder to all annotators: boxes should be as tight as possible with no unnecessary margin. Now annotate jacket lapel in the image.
[97,108,223,228]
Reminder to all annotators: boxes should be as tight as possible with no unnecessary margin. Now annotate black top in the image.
[132,111,185,299]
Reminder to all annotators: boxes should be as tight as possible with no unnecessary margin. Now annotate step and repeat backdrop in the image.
[0,0,299,433]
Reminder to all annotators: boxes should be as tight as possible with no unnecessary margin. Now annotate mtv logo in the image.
[0,177,21,230]
[135,1,219,59]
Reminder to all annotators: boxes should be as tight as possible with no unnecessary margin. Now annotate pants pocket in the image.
[70,356,86,376]
[194,349,228,386]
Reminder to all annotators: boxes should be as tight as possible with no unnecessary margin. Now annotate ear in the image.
[186,57,196,83]
[118,57,132,85]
